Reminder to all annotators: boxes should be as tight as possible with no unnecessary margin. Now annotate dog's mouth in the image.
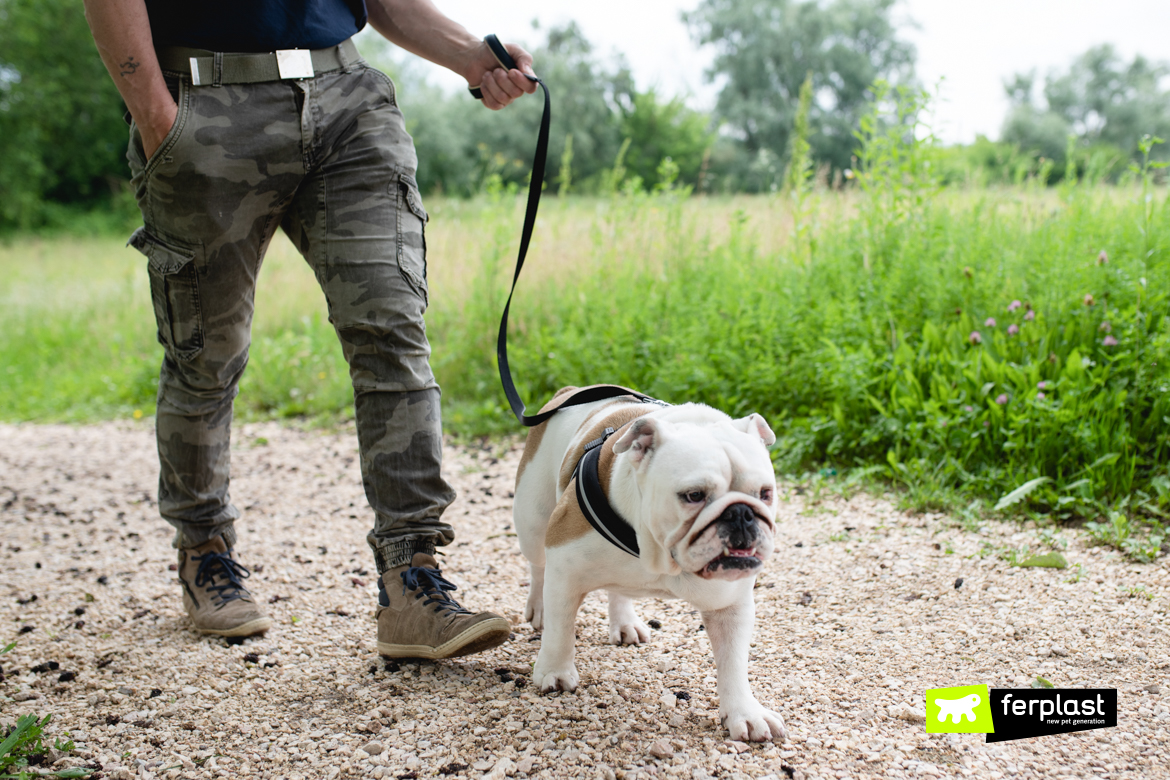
[699,545,763,578]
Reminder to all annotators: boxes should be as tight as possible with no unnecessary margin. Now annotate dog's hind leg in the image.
[607,591,651,645]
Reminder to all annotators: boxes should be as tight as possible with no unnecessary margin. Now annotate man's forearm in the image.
[83,0,175,147]
[366,0,482,84]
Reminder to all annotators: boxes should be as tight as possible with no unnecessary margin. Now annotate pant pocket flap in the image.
[400,175,428,223]
[128,227,196,274]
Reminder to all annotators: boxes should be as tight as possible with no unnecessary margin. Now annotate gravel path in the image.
[1,421,1167,780]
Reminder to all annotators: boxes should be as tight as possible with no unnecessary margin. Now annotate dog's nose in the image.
[717,503,760,549]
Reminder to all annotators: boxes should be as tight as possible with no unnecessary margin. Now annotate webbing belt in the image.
[156,39,359,85]
[473,35,659,428]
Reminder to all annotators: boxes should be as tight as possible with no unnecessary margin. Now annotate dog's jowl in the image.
[513,389,786,742]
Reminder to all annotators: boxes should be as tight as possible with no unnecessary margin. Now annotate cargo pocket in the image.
[128,227,204,361]
[396,174,429,306]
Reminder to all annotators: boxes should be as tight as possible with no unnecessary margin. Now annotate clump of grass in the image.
[0,643,92,779]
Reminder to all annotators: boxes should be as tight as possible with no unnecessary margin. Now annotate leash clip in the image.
[583,427,616,453]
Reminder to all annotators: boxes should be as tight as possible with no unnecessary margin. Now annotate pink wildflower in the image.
[969,331,982,345]
[1037,392,1046,400]
[1008,300,1022,312]
[1024,310,1035,321]
[1103,335,1118,347]
[1084,294,1095,306]
[1007,324,1019,336]
[1098,249,1108,265]
[984,318,997,327]
[995,394,1009,405]
[1099,321,1111,332]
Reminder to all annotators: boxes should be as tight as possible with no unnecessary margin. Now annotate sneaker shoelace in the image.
[400,566,472,617]
[193,550,254,607]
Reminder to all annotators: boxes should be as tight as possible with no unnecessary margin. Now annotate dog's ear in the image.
[733,413,775,446]
[612,417,665,465]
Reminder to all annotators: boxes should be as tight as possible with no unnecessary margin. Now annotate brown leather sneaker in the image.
[177,536,272,637]
[376,553,511,659]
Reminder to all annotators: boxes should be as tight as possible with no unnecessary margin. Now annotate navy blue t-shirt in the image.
[146,0,367,52]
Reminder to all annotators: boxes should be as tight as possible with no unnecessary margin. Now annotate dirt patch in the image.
[1,421,1167,779]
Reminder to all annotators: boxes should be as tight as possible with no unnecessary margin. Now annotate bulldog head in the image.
[610,405,777,579]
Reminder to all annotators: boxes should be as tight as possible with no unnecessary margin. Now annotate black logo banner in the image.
[987,688,1117,743]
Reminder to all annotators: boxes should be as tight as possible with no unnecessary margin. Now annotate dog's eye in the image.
[681,490,706,505]
[760,488,773,502]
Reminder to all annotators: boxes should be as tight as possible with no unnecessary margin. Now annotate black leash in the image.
[472,35,658,428]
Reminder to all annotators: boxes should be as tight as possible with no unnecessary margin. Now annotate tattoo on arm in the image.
[119,56,140,77]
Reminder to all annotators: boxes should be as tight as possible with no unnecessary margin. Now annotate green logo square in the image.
[925,685,995,733]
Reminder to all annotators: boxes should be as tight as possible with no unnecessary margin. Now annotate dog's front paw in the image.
[532,663,579,693]
[721,703,787,742]
[608,618,651,645]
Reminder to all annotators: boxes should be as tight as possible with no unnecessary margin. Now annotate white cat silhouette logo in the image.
[934,693,981,724]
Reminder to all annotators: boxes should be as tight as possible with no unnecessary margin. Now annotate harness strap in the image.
[471,35,655,427]
[572,427,640,557]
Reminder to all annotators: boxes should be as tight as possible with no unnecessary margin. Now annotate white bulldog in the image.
[512,387,786,742]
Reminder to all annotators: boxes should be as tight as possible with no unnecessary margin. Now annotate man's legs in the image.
[282,64,509,657]
[128,75,306,635]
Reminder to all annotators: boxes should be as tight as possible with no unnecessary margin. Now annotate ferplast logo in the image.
[925,685,995,734]
[925,685,1117,742]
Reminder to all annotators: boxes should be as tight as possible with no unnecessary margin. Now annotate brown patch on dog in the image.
[545,479,593,548]
[515,387,580,487]
[557,404,649,495]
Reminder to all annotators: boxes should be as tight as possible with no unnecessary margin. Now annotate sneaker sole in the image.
[195,617,274,638]
[377,617,511,659]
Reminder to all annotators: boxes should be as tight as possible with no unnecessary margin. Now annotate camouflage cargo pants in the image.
[126,48,455,572]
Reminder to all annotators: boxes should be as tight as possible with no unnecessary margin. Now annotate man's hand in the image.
[368,1,537,110]
[465,40,537,111]
[140,99,179,160]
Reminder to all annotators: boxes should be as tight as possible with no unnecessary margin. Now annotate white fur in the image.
[513,399,786,742]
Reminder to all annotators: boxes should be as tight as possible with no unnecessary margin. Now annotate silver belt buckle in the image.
[276,49,314,79]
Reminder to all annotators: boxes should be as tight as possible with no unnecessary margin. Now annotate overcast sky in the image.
[421,0,1170,145]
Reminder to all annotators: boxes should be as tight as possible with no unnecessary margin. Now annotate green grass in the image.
[1,127,1168,557]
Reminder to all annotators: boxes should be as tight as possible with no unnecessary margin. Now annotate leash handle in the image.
[468,34,538,100]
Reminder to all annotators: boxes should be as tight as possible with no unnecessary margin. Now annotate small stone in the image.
[1051,646,1069,657]
[12,691,39,702]
[889,704,925,723]
[954,578,963,589]
[487,756,514,779]
[668,714,686,727]
[361,742,384,755]
[659,692,677,709]
[57,671,76,683]
[515,757,536,775]
[649,740,674,759]
[647,619,662,629]
[1143,684,1161,695]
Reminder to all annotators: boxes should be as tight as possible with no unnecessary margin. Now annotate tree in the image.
[1001,45,1170,170]
[685,0,916,190]
[619,89,713,190]
[0,0,130,229]
[366,22,637,196]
